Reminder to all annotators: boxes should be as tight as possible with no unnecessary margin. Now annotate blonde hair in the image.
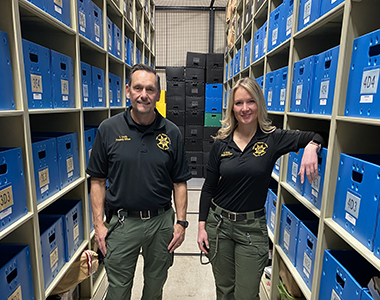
[214,77,276,140]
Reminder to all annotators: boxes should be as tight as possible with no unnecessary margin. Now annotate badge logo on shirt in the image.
[252,142,268,157]
[156,133,171,150]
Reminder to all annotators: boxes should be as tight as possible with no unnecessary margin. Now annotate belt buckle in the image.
[228,211,237,222]
[140,210,151,220]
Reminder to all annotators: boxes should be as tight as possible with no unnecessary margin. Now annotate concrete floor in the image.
[125,178,269,299]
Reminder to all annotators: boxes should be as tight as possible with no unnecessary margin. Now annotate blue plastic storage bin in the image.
[51,50,74,108]
[267,189,277,234]
[265,70,276,111]
[333,153,380,251]
[0,147,27,231]
[255,76,264,91]
[296,220,318,290]
[320,0,345,17]
[286,149,305,196]
[0,30,15,110]
[26,0,45,11]
[277,66,288,112]
[45,0,70,27]
[106,17,113,55]
[319,250,379,300]
[41,199,84,262]
[345,28,380,119]
[0,244,34,300]
[262,21,267,57]
[243,40,251,69]
[113,23,122,59]
[205,83,223,99]
[39,214,65,289]
[33,132,80,189]
[77,0,92,39]
[303,147,328,210]
[298,0,320,32]
[282,0,294,41]
[254,26,262,62]
[273,156,281,176]
[229,57,234,79]
[22,39,53,109]
[279,204,317,265]
[92,66,105,107]
[109,73,122,107]
[234,49,241,75]
[310,46,340,115]
[91,2,103,47]
[81,61,92,107]
[290,56,315,113]
[225,62,229,80]
[84,127,95,167]
[31,136,60,204]
[268,4,284,53]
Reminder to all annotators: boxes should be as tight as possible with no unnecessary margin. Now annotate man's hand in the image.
[168,223,186,253]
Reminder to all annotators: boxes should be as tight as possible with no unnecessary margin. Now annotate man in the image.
[87,64,192,299]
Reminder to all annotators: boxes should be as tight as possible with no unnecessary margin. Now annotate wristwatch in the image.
[177,220,189,228]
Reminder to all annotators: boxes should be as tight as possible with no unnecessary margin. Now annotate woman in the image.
[197,77,324,299]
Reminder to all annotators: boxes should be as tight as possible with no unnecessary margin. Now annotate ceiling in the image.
[154,0,229,8]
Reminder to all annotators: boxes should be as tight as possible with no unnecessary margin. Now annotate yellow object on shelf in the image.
[156,102,166,117]
[159,90,166,103]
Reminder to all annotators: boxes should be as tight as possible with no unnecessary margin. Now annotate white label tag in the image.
[8,285,22,300]
[296,84,303,100]
[360,95,374,103]
[83,84,88,97]
[98,86,103,98]
[286,15,293,36]
[109,90,113,102]
[79,11,86,30]
[304,0,312,20]
[345,212,356,226]
[54,5,62,14]
[73,224,79,241]
[66,157,74,173]
[61,79,69,95]
[255,44,259,58]
[263,37,267,53]
[95,24,100,40]
[331,0,337,3]
[31,74,43,93]
[303,252,312,278]
[320,79,329,99]
[280,88,286,101]
[361,69,380,94]
[345,191,361,219]
[312,175,320,192]
[331,289,341,300]
[270,211,275,228]
[284,229,290,250]
[292,161,298,182]
[33,93,42,100]
[41,184,49,194]
[272,28,278,46]
[312,189,318,198]
[320,99,327,106]
[268,90,272,106]
[50,247,59,270]
[0,207,12,220]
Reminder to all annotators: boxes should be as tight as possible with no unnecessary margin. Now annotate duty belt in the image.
[115,203,172,220]
[210,201,265,222]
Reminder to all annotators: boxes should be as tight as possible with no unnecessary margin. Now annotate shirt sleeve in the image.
[274,129,326,156]
[199,140,221,221]
[170,126,192,183]
[86,125,108,178]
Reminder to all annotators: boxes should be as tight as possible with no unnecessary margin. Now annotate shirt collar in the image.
[124,106,165,131]
[222,127,269,150]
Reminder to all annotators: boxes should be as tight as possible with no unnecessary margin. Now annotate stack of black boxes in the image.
[166,67,186,138]
[203,53,224,177]
[165,52,224,178]
[185,52,206,178]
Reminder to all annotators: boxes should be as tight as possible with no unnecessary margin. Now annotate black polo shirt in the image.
[87,107,192,211]
[199,128,323,221]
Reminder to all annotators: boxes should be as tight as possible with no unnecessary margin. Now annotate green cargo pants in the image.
[205,209,269,300]
[104,208,174,300]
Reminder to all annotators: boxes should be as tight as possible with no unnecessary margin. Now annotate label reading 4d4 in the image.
[360,68,380,94]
